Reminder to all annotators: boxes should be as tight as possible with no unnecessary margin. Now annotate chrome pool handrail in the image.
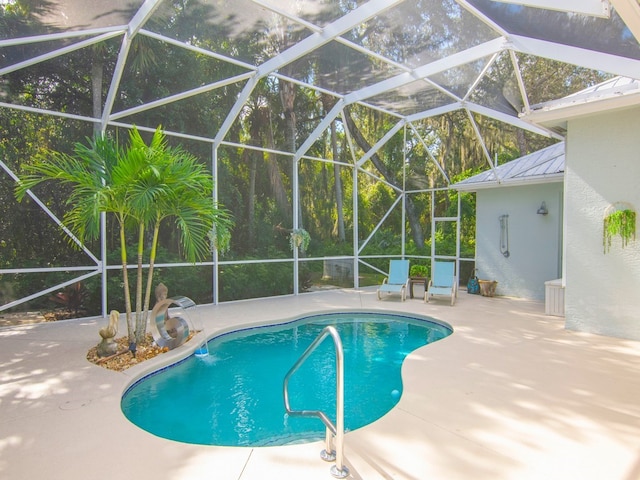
[283,325,348,479]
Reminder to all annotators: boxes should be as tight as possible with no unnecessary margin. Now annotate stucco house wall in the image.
[476,183,563,300]
[564,106,640,340]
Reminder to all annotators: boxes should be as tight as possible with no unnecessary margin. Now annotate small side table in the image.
[408,276,428,299]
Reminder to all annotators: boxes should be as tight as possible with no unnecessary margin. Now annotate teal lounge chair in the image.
[377,260,410,301]
[424,261,457,306]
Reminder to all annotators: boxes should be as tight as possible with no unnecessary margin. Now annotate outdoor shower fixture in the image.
[537,201,549,215]
[499,214,510,258]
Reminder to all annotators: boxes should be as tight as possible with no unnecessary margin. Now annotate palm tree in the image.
[15,133,141,341]
[126,127,233,343]
[15,126,233,347]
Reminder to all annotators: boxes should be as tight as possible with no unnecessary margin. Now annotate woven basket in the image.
[478,280,497,297]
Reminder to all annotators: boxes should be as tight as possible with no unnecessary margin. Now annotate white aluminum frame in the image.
[1,0,639,315]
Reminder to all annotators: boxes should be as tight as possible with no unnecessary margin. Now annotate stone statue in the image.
[155,283,181,337]
[97,310,119,357]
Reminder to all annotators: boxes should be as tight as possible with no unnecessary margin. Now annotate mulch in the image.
[86,334,169,372]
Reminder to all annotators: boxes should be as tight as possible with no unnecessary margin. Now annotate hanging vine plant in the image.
[603,205,636,253]
[289,228,311,252]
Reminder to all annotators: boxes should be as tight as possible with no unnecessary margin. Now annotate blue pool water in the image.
[121,312,451,446]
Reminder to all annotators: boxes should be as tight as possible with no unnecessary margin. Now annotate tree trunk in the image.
[280,78,296,153]
[134,222,145,343]
[279,77,301,227]
[516,128,527,156]
[142,220,161,333]
[405,195,424,248]
[247,149,257,249]
[344,110,424,249]
[321,93,346,241]
[91,58,103,137]
[264,112,292,221]
[119,222,134,343]
[331,120,345,242]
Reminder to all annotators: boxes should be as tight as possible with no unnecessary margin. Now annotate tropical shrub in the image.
[15,127,233,345]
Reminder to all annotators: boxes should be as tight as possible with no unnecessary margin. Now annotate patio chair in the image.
[425,261,458,306]
[377,259,410,301]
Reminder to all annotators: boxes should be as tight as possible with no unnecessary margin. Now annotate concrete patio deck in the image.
[1,287,639,480]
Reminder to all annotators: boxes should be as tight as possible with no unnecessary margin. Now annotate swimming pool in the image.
[121,311,451,446]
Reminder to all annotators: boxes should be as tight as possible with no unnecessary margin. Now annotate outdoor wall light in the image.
[537,201,548,215]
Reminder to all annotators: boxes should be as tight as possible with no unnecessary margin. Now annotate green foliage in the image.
[603,209,636,253]
[0,113,94,273]
[220,262,293,301]
[410,264,429,277]
[97,246,214,311]
[14,127,233,343]
[49,282,89,316]
[289,229,311,252]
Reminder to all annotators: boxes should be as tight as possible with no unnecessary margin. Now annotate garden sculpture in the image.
[97,310,119,357]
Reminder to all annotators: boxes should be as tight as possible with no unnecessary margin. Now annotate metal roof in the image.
[453,141,565,191]
[524,76,640,132]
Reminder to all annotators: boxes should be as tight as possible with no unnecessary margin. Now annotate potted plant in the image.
[603,207,636,253]
[407,264,429,299]
[410,264,429,279]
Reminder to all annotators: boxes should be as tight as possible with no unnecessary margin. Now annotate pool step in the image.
[257,430,324,447]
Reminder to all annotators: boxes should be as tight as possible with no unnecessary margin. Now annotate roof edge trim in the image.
[452,173,564,191]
